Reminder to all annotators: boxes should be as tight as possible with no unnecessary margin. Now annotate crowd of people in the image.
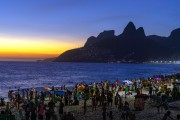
[0,73,179,120]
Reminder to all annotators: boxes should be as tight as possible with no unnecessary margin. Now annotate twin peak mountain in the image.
[54,22,180,63]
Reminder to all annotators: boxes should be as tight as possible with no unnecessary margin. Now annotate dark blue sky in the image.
[0,0,180,43]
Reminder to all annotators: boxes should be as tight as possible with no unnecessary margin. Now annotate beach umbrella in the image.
[122,80,133,84]
[43,87,51,91]
[77,84,85,91]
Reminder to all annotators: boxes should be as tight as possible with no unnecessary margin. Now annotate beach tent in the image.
[43,87,51,91]
[54,90,66,95]
[123,80,133,85]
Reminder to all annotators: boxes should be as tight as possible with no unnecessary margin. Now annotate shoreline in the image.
[1,73,180,100]
[1,60,180,65]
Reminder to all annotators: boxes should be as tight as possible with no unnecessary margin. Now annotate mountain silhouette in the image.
[54,22,180,63]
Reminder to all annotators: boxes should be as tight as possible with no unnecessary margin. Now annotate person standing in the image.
[48,100,55,117]
[149,86,153,96]
[107,91,113,107]
[25,101,31,120]
[92,95,96,111]
[114,94,118,108]
[38,102,45,120]
[125,86,129,98]
[59,100,64,118]
[102,103,107,120]
[83,99,87,115]
[30,102,37,120]
[45,109,51,120]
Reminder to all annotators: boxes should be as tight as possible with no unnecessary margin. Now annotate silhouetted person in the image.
[102,103,107,120]
[107,91,113,107]
[30,102,37,120]
[92,95,96,111]
[38,102,45,120]
[108,111,113,120]
[45,109,51,120]
[59,100,64,117]
[114,95,118,108]
[162,111,174,120]
[124,101,130,120]
[149,86,153,96]
[48,100,55,115]
[25,102,30,120]
[83,100,87,115]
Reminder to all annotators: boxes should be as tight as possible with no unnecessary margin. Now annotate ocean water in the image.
[0,62,180,99]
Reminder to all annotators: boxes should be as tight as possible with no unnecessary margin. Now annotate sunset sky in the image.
[0,0,179,61]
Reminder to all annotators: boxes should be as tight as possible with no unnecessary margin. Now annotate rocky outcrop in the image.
[54,22,180,63]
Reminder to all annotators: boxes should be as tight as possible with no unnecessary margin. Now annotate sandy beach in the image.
[61,92,180,120]
[5,91,178,120]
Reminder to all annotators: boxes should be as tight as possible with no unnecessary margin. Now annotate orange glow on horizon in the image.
[0,52,59,58]
[0,36,83,61]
